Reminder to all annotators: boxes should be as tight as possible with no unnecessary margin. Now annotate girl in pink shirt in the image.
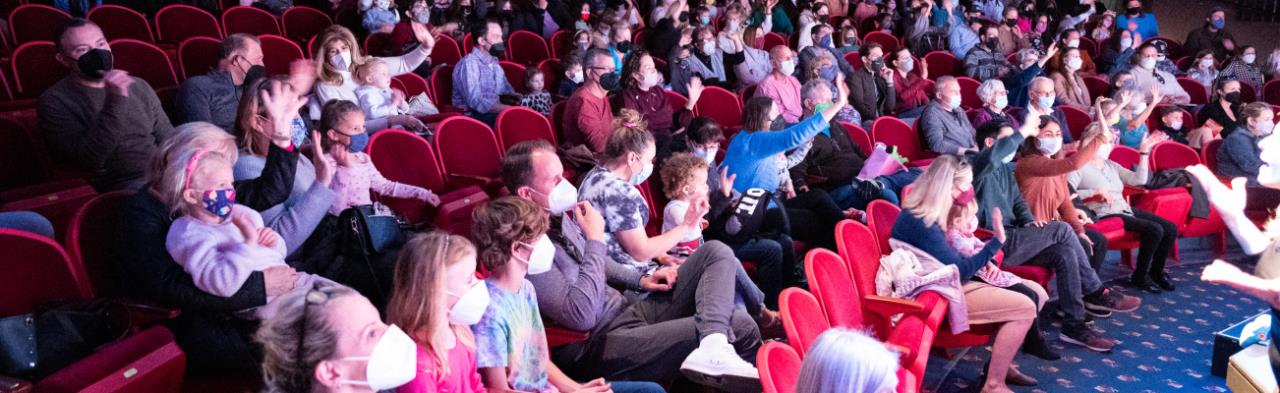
[388,231,488,393]
[318,100,440,216]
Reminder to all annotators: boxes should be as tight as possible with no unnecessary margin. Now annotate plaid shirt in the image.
[451,50,514,114]
[1220,60,1264,91]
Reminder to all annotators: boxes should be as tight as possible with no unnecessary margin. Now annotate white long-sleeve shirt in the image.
[355,85,403,120]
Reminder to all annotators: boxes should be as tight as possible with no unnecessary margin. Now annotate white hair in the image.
[976,79,1006,101]
[795,329,900,393]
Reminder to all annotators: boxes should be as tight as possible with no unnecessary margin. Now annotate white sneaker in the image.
[679,334,761,392]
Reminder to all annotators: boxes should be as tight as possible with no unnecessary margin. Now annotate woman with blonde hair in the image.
[313,25,433,132]
[795,329,898,393]
[387,231,487,393]
[891,155,1048,393]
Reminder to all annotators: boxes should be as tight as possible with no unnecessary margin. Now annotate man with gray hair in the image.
[1026,76,1075,145]
[176,33,266,130]
[919,76,979,156]
[791,80,920,209]
[1004,45,1056,108]
[563,48,617,152]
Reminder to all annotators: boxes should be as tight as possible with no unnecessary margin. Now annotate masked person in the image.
[564,48,619,153]
[39,18,174,192]
[452,18,516,127]
[176,34,268,131]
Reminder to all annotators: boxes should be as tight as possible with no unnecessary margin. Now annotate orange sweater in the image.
[1014,136,1104,234]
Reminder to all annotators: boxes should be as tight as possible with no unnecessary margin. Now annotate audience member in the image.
[1025,77,1074,145]
[619,50,697,138]
[1115,0,1159,40]
[1114,87,1161,149]
[846,43,896,126]
[353,58,411,126]
[1185,50,1220,90]
[1004,45,1056,109]
[1049,48,1091,110]
[734,25,774,87]
[1220,45,1265,93]
[921,76,978,155]
[1099,29,1140,77]
[973,79,1020,130]
[314,25,430,132]
[1048,29,1097,78]
[755,45,803,124]
[563,48,617,152]
[518,67,552,116]
[451,18,515,125]
[794,329,900,393]
[362,0,401,33]
[39,18,174,191]
[1183,7,1234,61]
[964,25,1014,81]
[1217,102,1275,185]
[995,6,1028,55]
[1152,105,1194,146]
[1129,43,1191,105]
[176,34,265,131]
[318,100,439,216]
[889,46,930,118]
[1014,116,1108,274]
[557,54,584,98]
[1202,78,1244,138]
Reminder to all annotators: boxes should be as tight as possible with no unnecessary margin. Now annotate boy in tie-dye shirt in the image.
[472,279,556,392]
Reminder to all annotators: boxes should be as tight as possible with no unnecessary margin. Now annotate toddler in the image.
[518,67,551,116]
[362,0,400,33]
[557,55,584,98]
[660,153,712,257]
[319,100,441,216]
[354,59,409,125]
[164,149,322,319]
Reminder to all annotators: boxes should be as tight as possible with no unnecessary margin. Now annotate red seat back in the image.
[923,51,961,78]
[1240,82,1257,103]
[549,29,573,59]
[88,5,155,42]
[863,31,899,52]
[507,30,551,66]
[110,39,179,89]
[839,122,872,156]
[363,32,395,57]
[835,220,881,297]
[430,64,454,106]
[865,199,901,256]
[779,287,829,357]
[435,116,503,189]
[392,72,431,97]
[497,106,556,149]
[10,4,72,44]
[281,6,332,44]
[1079,36,1098,58]
[805,248,867,329]
[693,86,743,130]
[537,58,561,95]
[259,34,305,76]
[499,61,528,94]
[368,129,447,223]
[1058,105,1092,142]
[0,228,92,316]
[763,32,788,51]
[462,33,474,54]
[11,41,68,97]
[1083,75,1111,102]
[0,118,53,190]
[956,76,981,110]
[758,342,801,393]
[222,6,281,36]
[551,101,567,143]
[65,190,131,297]
[1202,138,1224,173]
[430,34,462,67]
[843,51,862,70]
[1149,140,1201,172]
[155,5,222,45]
[871,117,928,161]
[665,90,688,113]
[35,326,186,393]
[177,36,223,79]
[1109,145,1141,170]
[1264,80,1280,106]
[1177,77,1209,105]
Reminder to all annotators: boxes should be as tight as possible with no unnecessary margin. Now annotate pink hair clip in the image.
[183,149,209,190]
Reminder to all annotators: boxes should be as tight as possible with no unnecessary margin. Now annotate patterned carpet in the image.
[924,238,1268,393]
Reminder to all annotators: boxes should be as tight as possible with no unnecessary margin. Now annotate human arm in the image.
[1017,133,1103,177]
[920,107,968,155]
[890,210,1003,279]
[367,158,439,205]
[1186,165,1273,255]
[378,26,433,75]
[615,196,706,262]
[1202,260,1280,309]
[357,89,400,119]
[258,159,337,256]
[141,79,176,143]
[531,205,613,331]
[37,72,135,171]
[164,218,276,297]
[233,143,299,212]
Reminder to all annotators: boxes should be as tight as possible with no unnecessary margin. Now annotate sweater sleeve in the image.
[921,106,963,155]
[891,211,1003,280]
[1017,135,1102,177]
[743,113,829,157]
[380,46,430,77]
[165,219,268,297]
[38,84,127,171]
[263,179,338,256]
[530,240,612,331]
[358,89,399,119]
[367,158,433,200]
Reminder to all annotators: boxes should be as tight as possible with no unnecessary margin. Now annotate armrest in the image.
[544,325,589,348]
[449,173,499,184]
[110,299,182,334]
[0,376,32,393]
[863,294,925,319]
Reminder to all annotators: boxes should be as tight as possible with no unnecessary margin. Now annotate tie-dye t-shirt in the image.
[472,279,557,393]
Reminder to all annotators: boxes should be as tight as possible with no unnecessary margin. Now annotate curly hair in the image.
[660,152,709,200]
[470,197,549,272]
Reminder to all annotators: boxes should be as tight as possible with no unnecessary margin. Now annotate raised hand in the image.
[719,166,736,197]
[411,22,435,47]
[103,70,135,97]
[287,59,318,95]
[686,77,705,108]
[681,195,710,228]
[310,131,334,187]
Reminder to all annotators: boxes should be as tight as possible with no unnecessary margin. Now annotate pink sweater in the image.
[324,152,433,215]
[397,341,486,393]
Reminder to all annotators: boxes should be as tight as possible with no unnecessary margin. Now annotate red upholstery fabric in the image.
[805,248,868,330]
[840,121,873,156]
[763,32,788,51]
[664,90,688,113]
[873,117,934,163]
[435,117,504,193]
[430,64,455,106]
[550,29,573,59]
[1058,105,1091,142]
[693,86,743,138]
[368,129,447,224]
[392,73,431,97]
[259,34,305,76]
[758,341,801,393]
[11,41,67,97]
[1083,75,1111,101]
[865,199,899,256]
[430,34,462,69]
[499,61,528,94]
[1177,77,1209,105]
[537,59,561,96]
[363,32,395,57]
[863,31,899,52]
[507,30,551,66]
[0,228,93,316]
[88,5,155,42]
[10,4,71,44]
[1109,145,1142,169]
[110,39,180,89]
[835,219,882,294]
[1150,141,1201,172]
[1,180,98,243]
[955,76,982,110]
[1264,80,1280,106]
[923,51,961,78]
[281,6,332,44]
[35,326,186,393]
[497,106,557,149]
[177,36,223,79]
[155,5,223,45]
[1202,138,1223,174]
[222,6,281,36]
[779,288,829,357]
[65,191,132,297]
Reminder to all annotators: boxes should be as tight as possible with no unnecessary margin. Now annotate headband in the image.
[183,149,209,190]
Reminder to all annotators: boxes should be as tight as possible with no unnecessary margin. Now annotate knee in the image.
[1027,281,1049,310]
[728,309,762,360]
[0,211,54,239]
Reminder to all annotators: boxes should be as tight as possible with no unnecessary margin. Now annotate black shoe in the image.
[1128,277,1163,294]
[1056,309,1101,321]
[1022,337,1061,361]
[1150,273,1175,291]
[852,179,883,202]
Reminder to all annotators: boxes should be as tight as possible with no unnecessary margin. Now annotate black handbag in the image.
[340,204,408,256]
[0,301,121,380]
[0,315,36,378]
[707,188,777,244]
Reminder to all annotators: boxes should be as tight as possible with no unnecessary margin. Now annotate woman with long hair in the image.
[1014,116,1109,272]
[313,25,432,132]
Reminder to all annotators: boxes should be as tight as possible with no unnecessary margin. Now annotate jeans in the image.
[609,381,668,393]
[728,233,795,309]
[0,211,55,239]
[1001,221,1103,322]
[1103,209,1178,281]
[828,168,923,209]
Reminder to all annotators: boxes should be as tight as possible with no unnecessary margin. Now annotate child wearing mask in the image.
[363,0,401,33]
[519,67,552,116]
[557,55,584,98]
[388,231,488,393]
[319,100,440,217]
[164,149,323,319]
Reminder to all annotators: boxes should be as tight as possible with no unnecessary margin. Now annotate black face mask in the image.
[868,59,884,72]
[678,11,689,23]
[1127,7,1141,15]
[1005,19,1017,27]
[986,37,1000,49]
[489,42,506,57]
[599,71,621,91]
[243,64,267,86]
[615,40,632,53]
[1225,91,1242,104]
[76,48,113,80]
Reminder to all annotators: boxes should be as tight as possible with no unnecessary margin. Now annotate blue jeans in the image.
[0,211,54,239]
[609,381,667,393]
[728,233,794,309]
[828,168,923,210]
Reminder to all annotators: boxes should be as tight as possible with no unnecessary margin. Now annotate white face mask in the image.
[448,281,491,325]
[535,178,579,215]
[337,325,418,390]
[569,69,585,84]
[993,95,1009,111]
[1067,57,1083,71]
[701,41,716,55]
[1037,136,1063,155]
[331,51,352,70]
[1067,39,1080,48]
[1201,59,1215,69]
[641,70,660,89]
[1140,57,1157,70]
[1258,132,1280,185]
[1120,38,1133,48]
[693,146,718,164]
[630,160,654,185]
[515,235,555,275]
[899,58,915,72]
[1131,102,1147,115]
[780,60,796,75]
[1243,54,1257,64]
[1167,120,1183,130]
[947,94,962,110]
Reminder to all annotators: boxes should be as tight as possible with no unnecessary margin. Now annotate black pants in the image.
[776,189,843,251]
[1103,209,1178,281]
[999,282,1049,351]
[1082,227,1109,272]
[297,215,398,311]
[726,232,796,309]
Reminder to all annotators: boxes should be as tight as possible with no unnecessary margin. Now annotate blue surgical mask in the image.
[947,95,962,110]
[819,35,833,48]
[699,15,710,24]
[1037,136,1063,156]
[630,161,654,185]
[819,65,839,82]
[1037,96,1055,109]
[347,132,370,153]
[201,188,237,220]
[692,147,717,164]
[1211,18,1225,30]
